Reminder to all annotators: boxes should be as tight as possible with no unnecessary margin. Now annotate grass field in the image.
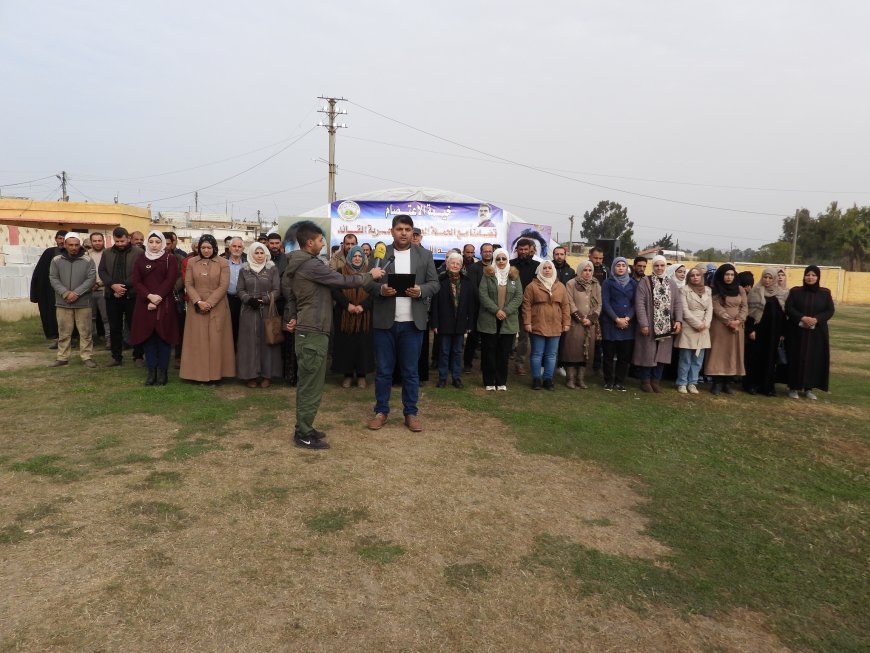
[0,307,867,652]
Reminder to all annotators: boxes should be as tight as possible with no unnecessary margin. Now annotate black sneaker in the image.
[452,378,464,389]
[294,433,330,449]
[615,384,627,392]
[603,383,613,391]
[295,428,326,440]
[542,379,554,391]
[532,378,542,390]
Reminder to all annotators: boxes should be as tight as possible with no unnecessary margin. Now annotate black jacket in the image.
[431,271,477,335]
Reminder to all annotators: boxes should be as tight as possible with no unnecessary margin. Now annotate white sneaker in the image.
[788,390,799,399]
[804,390,818,400]
[497,385,507,391]
[485,385,496,391]
[677,385,688,394]
[687,384,699,394]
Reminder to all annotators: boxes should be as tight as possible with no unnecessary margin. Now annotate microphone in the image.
[373,243,387,268]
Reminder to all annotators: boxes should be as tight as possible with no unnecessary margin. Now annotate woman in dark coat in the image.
[600,257,637,392]
[236,242,282,388]
[330,246,375,388]
[431,251,476,388]
[784,265,835,400]
[743,267,788,396]
[131,231,179,385]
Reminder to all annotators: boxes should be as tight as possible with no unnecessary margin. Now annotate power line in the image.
[131,127,317,205]
[344,135,868,195]
[0,174,57,188]
[348,101,792,219]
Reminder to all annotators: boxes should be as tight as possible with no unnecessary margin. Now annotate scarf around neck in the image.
[536,261,557,294]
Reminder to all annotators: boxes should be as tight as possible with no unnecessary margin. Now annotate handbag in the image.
[777,340,787,365]
[264,295,285,345]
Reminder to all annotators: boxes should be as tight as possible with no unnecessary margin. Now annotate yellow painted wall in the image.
[0,198,150,233]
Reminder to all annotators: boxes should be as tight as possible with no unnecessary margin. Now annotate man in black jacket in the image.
[552,246,576,286]
[509,238,539,375]
[98,227,144,367]
[30,230,66,347]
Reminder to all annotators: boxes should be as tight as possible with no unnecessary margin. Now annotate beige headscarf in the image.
[747,266,788,322]
[536,260,557,294]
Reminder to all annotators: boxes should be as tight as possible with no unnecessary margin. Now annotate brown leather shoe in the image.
[404,414,423,432]
[515,366,527,376]
[48,360,69,368]
[246,379,258,388]
[357,376,367,389]
[650,379,661,393]
[260,378,271,388]
[106,359,122,367]
[368,412,387,430]
[341,376,352,388]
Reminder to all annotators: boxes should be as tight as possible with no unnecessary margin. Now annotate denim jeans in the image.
[438,333,464,381]
[638,362,665,381]
[143,332,172,370]
[374,322,424,416]
[529,334,560,380]
[676,348,705,386]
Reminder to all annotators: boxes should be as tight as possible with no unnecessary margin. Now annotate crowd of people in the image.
[33,218,835,449]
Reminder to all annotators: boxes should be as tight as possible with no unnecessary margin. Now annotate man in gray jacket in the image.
[365,215,439,433]
[48,233,97,368]
[283,221,384,449]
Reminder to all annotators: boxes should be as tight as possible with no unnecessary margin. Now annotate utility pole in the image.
[568,214,575,253]
[194,191,199,213]
[317,95,348,205]
[790,209,800,265]
[57,171,69,202]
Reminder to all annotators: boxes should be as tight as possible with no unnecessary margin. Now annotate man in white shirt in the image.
[365,215,440,432]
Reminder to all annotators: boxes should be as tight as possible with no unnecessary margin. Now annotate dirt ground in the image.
[0,366,792,651]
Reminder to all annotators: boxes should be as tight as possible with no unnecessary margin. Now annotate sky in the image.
[1,0,868,252]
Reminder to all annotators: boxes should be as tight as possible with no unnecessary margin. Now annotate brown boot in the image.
[650,379,661,393]
[641,380,653,393]
[565,367,576,389]
[577,366,588,389]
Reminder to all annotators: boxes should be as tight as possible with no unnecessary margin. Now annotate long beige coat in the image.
[705,290,747,376]
[180,256,236,381]
[560,278,600,363]
[675,286,713,350]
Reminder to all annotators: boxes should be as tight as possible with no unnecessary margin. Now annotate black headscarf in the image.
[802,265,821,293]
[198,234,219,260]
[712,263,740,305]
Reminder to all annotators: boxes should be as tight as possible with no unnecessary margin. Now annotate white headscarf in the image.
[247,242,270,273]
[536,260,557,294]
[666,263,686,288]
[492,247,511,286]
[651,254,668,279]
[143,230,166,261]
[64,232,81,243]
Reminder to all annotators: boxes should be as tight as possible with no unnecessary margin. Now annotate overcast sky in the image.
[2,1,868,251]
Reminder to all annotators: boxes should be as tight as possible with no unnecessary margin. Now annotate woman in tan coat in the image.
[706,263,747,395]
[561,260,601,389]
[522,260,570,390]
[675,265,713,394]
[180,234,236,383]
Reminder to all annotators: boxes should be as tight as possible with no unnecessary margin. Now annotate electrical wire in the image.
[131,127,317,205]
[345,135,868,195]
[348,101,794,218]
[0,174,57,187]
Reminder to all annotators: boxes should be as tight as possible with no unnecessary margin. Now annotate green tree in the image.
[646,233,675,251]
[750,241,793,263]
[581,200,637,256]
[840,205,870,271]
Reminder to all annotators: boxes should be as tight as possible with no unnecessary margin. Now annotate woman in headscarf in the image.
[742,267,788,396]
[777,268,788,292]
[784,265,834,400]
[560,260,601,389]
[600,256,636,392]
[236,242,282,388]
[130,231,179,386]
[431,251,476,388]
[674,264,712,394]
[522,259,570,390]
[478,248,523,391]
[706,263,748,395]
[666,263,687,288]
[330,245,375,388]
[632,255,683,392]
[180,234,235,383]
